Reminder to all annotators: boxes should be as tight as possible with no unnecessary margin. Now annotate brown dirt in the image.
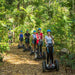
[0,44,74,75]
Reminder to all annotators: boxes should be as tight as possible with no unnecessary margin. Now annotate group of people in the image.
[19,28,54,67]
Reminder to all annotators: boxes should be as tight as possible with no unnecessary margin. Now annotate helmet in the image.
[20,30,23,32]
[26,29,29,31]
[9,28,11,30]
[38,28,41,30]
[33,30,36,32]
[47,29,51,32]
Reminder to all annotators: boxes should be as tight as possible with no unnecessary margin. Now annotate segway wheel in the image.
[23,44,24,46]
[22,44,24,48]
[27,46,31,51]
[22,45,25,49]
[23,47,26,52]
[43,52,46,59]
[42,61,46,72]
[54,60,59,71]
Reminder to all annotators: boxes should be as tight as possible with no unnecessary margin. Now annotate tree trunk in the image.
[17,0,20,10]
[13,25,15,42]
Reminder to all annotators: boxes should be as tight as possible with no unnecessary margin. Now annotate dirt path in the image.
[0,44,73,75]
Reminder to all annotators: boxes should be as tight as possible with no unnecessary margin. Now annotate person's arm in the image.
[45,36,47,44]
[23,34,24,38]
[32,34,34,39]
[45,38,47,45]
[52,35,54,44]
[42,33,44,40]
[52,38,54,45]
[29,33,30,38]
[25,33,27,38]
[45,36,47,53]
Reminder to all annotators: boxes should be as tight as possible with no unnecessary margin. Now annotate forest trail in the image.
[0,44,73,75]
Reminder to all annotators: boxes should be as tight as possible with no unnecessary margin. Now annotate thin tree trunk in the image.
[17,0,20,10]
[13,25,15,42]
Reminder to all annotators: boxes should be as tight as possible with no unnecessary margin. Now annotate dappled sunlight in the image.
[0,45,74,75]
[4,53,39,65]
[12,43,18,46]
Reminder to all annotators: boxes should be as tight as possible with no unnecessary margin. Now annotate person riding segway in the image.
[23,29,31,52]
[34,28,46,60]
[18,30,24,49]
[42,29,59,72]
[30,30,37,55]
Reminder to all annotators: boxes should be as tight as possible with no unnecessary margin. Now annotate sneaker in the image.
[30,51,34,55]
[46,64,49,67]
[52,64,55,67]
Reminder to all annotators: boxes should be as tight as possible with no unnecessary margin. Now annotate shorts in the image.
[19,37,23,42]
[8,36,12,40]
[38,40,43,46]
[32,39,36,44]
[25,39,29,44]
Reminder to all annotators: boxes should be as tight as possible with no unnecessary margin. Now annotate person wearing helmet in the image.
[30,30,37,55]
[45,29,54,67]
[36,28,43,57]
[24,29,30,49]
[19,30,23,45]
[32,30,37,50]
[8,28,13,44]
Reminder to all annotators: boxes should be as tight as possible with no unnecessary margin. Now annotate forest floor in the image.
[0,44,74,75]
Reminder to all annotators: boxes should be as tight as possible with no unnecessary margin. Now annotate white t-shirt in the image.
[32,34,36,39]
[45,35,53,47]
[45,36,52,44]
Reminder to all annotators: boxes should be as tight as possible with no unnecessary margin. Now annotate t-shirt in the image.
[25,33,30,39]
[36,33,43,44]
[45,35,53,47]
[45,36,52,44]
[32,34,36,39]
[8,31,12,37]
[20,34,23,38]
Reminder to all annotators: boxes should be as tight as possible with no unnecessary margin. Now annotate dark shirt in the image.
[25,33,30,39]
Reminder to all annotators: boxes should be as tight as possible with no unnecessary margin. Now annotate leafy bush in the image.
[60,53,75,70]
[0,43,10,62]
[0,43,10,53]
[0,54,3,62]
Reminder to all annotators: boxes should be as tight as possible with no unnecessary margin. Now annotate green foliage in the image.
[0,0,75,53]
[0,54,3,62]
[60,53,75,70]
[0,43,10,53]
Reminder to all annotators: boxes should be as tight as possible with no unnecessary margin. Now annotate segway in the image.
[42,60,59,72]
[23,45,31,52]
[42,43,59,72]
[23,38,31,52]
[34,40,46,60]
[35,51,46,60]
[18,44,24,49]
